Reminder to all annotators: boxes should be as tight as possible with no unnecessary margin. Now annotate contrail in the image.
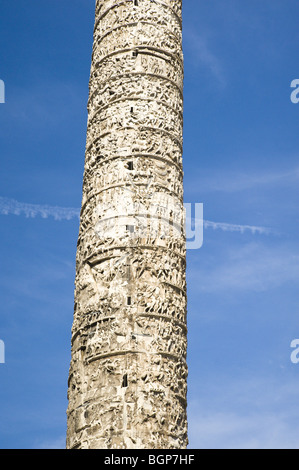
[202,219,271,235]
[0,197,80,221]
[0,196,271,235]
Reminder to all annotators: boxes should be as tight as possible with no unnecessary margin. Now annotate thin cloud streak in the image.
[0,197,80,221]
[184,29,226,87]
[188,375,299,449]
[188,408,299,449]
[203,219,271,235]
[189,242,299,293]
[36,436,66,450]
[0,196,271,236]
[189,166,299,194]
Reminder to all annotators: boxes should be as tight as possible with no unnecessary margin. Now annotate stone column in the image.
[66,0,187,449]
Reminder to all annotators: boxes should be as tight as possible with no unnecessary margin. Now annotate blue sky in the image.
[0,0,299,449]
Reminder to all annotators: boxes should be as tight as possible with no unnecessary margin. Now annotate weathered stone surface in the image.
[66,0,187,449]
